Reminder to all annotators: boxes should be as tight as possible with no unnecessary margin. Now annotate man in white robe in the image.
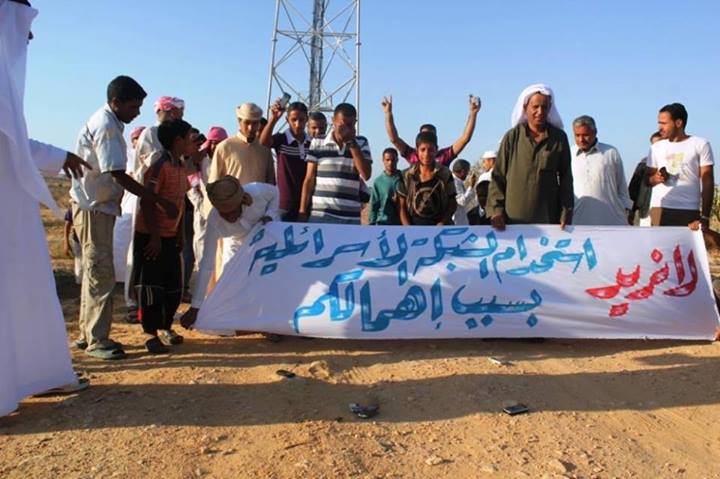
[179,176,279,329]
[113,126,144,283]
[0,0,91,416]
[450,159,477,225]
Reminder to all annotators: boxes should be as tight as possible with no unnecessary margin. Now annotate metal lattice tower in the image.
[266,0,361,129]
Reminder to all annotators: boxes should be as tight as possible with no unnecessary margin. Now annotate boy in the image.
[307,111,327,139]
[179,175,279,329]
[369,148,402,225]
[397,132,457,225]
[133,119,194,354]
[382,95,480,166]
[260,100,311,221]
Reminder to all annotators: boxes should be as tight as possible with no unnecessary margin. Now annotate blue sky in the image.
[25,0,720,182]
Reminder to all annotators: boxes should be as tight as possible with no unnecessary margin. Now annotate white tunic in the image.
[112,147,138,282]
[0,0,76,417]
[571,142,632,226]
[452,174,476,225]
[192,183,280,308]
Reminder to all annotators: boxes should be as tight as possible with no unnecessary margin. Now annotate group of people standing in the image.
[370,86,713,235]
[64,76,716,360]
[1,0,716,418]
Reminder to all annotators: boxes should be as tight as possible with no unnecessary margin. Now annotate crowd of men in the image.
[1,0,716,415]
[59,76,715,359]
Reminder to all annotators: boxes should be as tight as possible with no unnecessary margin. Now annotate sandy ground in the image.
[1,177,720,479]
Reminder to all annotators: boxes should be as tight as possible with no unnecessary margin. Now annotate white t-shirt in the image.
[647,136,714,210]
[71,105,128,216]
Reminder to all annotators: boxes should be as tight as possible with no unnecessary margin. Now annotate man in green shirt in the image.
[486,84,573,230]
[369,148,402,225]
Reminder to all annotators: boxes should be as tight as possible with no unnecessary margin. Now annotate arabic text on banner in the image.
[196,223,719,340]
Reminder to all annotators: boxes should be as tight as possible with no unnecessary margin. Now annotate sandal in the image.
[161,329,184,345]
[145,337,169,354]
[34,377,90,397]
[85,347,127,360]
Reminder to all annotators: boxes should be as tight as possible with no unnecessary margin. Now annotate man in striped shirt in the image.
[298,103,372,224]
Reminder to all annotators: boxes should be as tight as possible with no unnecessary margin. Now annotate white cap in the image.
[481,150,497,160]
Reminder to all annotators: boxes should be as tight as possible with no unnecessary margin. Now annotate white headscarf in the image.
[0,0,58,213]
[510,83,564,130]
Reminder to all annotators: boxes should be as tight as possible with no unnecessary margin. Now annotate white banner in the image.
[196,223,720,340]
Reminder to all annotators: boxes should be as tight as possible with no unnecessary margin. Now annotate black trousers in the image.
[133,233,182,335]
[650,207,700,227]
[281,209,300,222]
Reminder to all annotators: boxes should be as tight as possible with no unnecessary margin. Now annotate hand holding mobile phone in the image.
[278,92,291,110]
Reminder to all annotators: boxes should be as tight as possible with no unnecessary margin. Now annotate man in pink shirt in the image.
[382,95,480,166]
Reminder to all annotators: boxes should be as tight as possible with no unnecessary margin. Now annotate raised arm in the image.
[450,96,481,156]
[260,100,283,148]
[382,96,412,157]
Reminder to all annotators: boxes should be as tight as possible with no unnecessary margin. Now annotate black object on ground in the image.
[349,403,379,419]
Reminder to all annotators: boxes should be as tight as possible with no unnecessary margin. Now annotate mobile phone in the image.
[278,92,291,109]
[502,403,529,416]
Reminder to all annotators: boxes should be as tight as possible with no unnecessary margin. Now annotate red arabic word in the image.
[585,245,698,318]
